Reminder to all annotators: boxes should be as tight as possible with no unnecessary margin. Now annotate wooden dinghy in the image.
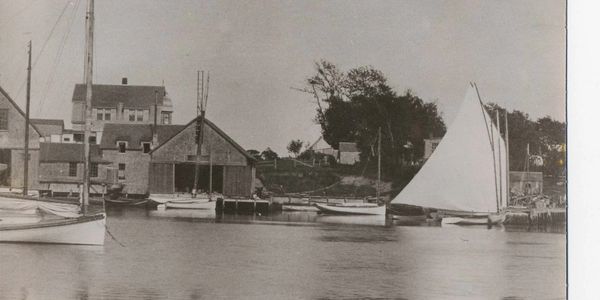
[314,203,386,215]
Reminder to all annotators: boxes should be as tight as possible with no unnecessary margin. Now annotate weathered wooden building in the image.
[149,117,256,197]
[99,123,184,195]
[38,143,111,194]
[71,80,174,140]
[0,86,42,190]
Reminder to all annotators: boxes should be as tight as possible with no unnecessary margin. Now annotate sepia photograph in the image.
[0,0,567,299]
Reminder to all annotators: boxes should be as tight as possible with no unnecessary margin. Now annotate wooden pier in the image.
[504,207,566,226]
[217,198,281,215]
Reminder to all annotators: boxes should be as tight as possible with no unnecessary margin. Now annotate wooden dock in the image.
[505,207,566,226]
[217,198,280,215]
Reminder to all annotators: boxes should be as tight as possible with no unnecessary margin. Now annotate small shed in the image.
[149,117,256,197]
[338,142,360,165]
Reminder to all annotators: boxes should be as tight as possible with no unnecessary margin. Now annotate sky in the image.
[0,0,566,155]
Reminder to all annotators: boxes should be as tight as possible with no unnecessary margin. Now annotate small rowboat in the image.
[314,203,386,215]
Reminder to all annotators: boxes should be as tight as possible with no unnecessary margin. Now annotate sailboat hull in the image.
[314,203,386,215]
[0,214,106,245]
[441,213,506,226]
[165,201,216,210]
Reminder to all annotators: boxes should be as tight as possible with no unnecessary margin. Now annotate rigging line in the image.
[12,0,73,101]
[473,82,500,211]
[37,0,81,115]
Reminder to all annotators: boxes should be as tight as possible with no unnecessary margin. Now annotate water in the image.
[0,207,566,299]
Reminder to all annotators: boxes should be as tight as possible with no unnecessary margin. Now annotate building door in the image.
[174,164,223,194]
[0,149,10,186]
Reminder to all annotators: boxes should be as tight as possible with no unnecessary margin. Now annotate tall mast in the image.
[23,41,32,196]
[82,0,94,209]
[192,71,204,197]
[377,127,381,204]
[505,111,510,206]
[496,109,503,209]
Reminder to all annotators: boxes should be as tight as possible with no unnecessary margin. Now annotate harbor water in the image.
[0,207,566,299]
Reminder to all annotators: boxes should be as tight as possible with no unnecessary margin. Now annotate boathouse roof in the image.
[149,116,257,161]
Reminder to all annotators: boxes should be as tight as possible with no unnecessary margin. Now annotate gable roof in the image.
[30,119,64,136]
[339,142,359,152]
[0,85,42,137]
[71,84,166,108]
[40,143,107,163]
[150,116,256,161]
[30,119,64,127]
[100,123,185,150]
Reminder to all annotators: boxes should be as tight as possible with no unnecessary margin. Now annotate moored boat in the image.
[314,203,386,215]
[0,0,106,245]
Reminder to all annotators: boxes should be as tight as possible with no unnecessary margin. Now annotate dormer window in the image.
[142,142,151,153]
[117,141,127,153]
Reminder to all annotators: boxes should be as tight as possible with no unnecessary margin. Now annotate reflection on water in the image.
[0,207,565,299]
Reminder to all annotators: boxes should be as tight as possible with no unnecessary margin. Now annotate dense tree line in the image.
[485,104,566,177]
[301,60,446,178]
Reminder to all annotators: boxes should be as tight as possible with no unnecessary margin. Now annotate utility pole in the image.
[377,127,381,204]
[23,41,32,196]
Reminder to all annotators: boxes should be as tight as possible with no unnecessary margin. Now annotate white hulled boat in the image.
[315,128,386,216]
[0,0,106,245]
[390,84,508,225]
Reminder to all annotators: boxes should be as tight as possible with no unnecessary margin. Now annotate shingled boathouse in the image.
[149,116,256,198]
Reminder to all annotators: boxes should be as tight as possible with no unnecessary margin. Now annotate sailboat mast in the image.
[496,109,503,209]
[82,0,95,208]
[505,111,510,206]
[23,41,32,196]
[473,83,500,212]
[377,127,381,204]
[193,71,207,197]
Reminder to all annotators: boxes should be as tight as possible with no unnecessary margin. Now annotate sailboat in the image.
[0,0,106,245]
[390,83,507,225]
[314,128,386,215]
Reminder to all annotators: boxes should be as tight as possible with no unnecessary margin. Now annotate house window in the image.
[96,108,112,121]
[68,162,77,177]
[89,136,97,144]
[161,112,171,125]
[74,134,83,142]
[118,163,126,180]
[90,163,98,177]
[117,141,127,153]
[136,110,144,122]
[63,137,71,142]
[142,142,151,153]
[0,109,8,130]
[128,110,136,122]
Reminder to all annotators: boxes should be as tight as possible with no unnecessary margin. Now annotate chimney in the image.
[121,77,128,85]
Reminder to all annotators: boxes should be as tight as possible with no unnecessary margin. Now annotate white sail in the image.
[391,85,507,213]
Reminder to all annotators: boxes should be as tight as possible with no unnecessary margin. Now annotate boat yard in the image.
[0,1,569,299]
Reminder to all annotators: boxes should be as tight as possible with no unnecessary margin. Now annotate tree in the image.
[287,139,304,158]
[246,149,262,161]
[261,148,279,161]
[300,60,446,177]
[485,103,565,176]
